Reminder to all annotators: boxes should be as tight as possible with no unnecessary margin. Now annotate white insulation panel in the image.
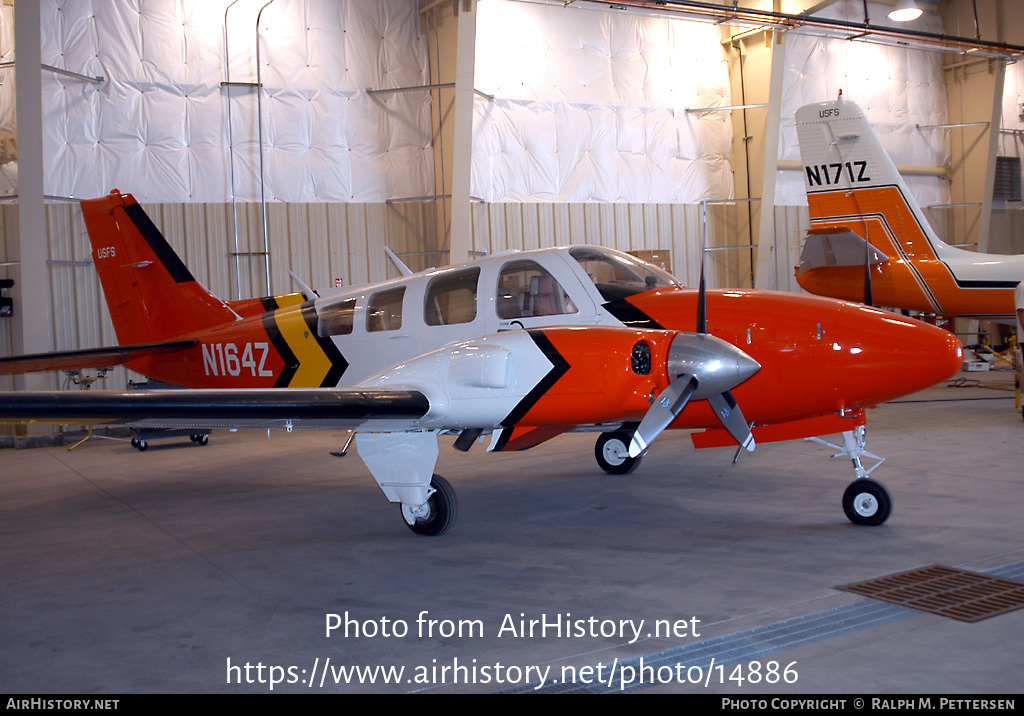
[472,0,734,203]
[776,0,950,208]
[13,0,434,203]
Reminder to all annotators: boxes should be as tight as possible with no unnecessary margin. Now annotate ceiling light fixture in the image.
[888,0,923,22]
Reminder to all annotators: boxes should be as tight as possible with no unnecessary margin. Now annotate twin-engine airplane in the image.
[794,94,1024,320]
[0,191,963,534]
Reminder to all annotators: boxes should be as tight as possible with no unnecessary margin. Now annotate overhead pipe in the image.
[566,1,1024,57]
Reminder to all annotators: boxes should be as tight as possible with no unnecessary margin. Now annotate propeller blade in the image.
[708,390,755,452]
[629,375,697,458]
[864,240,874,307]
[696,257,707,334]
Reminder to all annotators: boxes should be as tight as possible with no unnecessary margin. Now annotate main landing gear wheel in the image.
[189,434,209,445]
[130,437,148,452]
[595,431,642,475]
[842,478,893,526]
[401,474,458,536]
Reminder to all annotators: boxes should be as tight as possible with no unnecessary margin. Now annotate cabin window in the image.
[317,298,356,337]
[367,287,405,332]
[425,268,480,326]
[496,260,577,319]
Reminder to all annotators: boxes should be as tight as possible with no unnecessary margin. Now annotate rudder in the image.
[794,95,949,259]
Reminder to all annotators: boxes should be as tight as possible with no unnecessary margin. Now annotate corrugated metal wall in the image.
[469,201,758,290]
[0,199,442,397]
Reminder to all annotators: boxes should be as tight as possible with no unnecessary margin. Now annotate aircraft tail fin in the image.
[81,191,238,345]
[794,97,949,259]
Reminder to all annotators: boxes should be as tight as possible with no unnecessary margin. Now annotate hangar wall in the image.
[0,199,441,393]
[775,1,950,209]
[471,0,734,203]
[994,60,1024,255]
[1,0,1022,403]
[30,0,433,203]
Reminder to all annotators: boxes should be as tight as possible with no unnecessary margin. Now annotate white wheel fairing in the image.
[402,485,436,525]
[601,436,628,466]
[402,475,458,536]
[851,491,878,518]
[595,431,642,475]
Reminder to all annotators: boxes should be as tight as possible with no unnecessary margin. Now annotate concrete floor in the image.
[1,369,1021,694]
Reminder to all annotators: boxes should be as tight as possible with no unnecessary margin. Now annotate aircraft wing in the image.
[0,387,429,430]
[0,340,198,375]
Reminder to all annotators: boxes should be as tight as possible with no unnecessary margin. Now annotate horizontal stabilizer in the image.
[0,387,429,429]
[798,229,889,276]
[0,340,198,375]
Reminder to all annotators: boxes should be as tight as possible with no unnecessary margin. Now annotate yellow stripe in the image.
[272,292,306,308]
[273,307,332,387]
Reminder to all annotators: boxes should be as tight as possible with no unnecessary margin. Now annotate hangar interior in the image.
[2,1,1024,696]
[0,0,1022,408]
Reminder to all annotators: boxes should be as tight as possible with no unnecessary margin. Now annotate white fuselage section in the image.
[313,246,662,386]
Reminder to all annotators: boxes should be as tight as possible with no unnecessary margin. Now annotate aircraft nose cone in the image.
[835,303,963,404]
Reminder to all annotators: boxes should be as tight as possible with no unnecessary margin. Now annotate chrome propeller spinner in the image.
[628,332,760,458]
[627,242,760,459]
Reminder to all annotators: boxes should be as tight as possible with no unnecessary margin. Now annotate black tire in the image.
[595,431,641,475]
[133,439,148,452]
[842,479,892,526]
[403,474,458,536]
[196,434,209,446]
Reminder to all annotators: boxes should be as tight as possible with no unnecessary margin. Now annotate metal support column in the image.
[977,61,1006,255]
[449,0,477,265]
[754,30,786,291]
[14,0,50,393]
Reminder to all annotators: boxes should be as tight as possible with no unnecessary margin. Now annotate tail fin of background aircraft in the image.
[81,191,239,345]
[794,96,976,313]
[795,95,952,258]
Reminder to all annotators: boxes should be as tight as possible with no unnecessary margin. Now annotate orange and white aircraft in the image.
[0,191,963,534]
[794,94,1024,320]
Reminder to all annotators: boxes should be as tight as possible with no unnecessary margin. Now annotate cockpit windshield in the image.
[569,247,680,302]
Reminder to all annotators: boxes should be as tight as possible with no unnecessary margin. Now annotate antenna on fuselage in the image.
[384,246,413,277]
[288,270,319,299]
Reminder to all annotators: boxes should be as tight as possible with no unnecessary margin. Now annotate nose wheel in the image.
[595,430,642,475]
[842,478,892,526]
[807,426,893,526]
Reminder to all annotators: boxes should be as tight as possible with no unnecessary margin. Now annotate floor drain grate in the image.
[837,565,1024,623]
